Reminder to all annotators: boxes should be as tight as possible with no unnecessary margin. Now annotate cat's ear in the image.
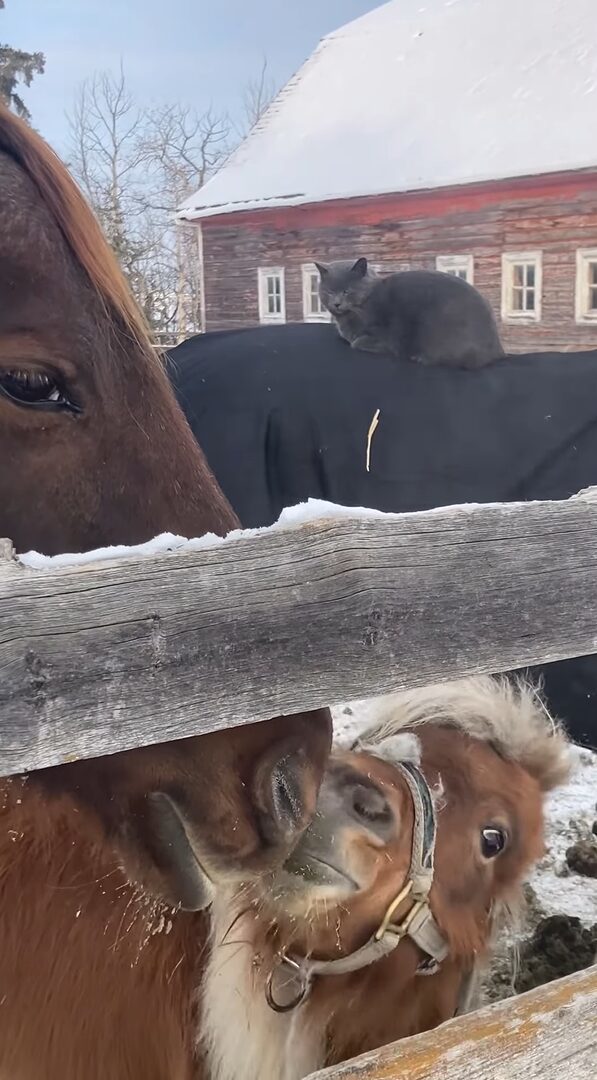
[314,261,328,279]
[352,257,368,278]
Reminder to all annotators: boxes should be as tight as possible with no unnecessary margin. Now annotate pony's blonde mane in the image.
[0,103,156,361]
[355,675,572,792]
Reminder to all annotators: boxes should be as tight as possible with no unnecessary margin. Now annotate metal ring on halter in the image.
[265,956,310,1013]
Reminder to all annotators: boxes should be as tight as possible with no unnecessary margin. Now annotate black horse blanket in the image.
[168,324,597,748]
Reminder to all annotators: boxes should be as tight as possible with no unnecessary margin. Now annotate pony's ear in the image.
[314,261,328,279]
[357,732,422,766]
[352,257,368,277]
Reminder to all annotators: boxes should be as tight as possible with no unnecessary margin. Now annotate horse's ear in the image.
[121,791,215,911]
[352,257,368,277]
[314,261,328,279]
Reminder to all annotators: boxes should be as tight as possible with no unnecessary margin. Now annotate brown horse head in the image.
[199,677,571,1079]
[0,104,331,908]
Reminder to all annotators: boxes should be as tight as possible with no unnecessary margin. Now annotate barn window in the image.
[258,267,286,323]
[435,255,474,284]
[501,252,542,322]
[575,250,597,322]
[302,264,330,322]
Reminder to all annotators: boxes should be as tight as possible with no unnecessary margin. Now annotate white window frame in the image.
[435,254,474,284]
[501,252,542,322]
[575,249,597,323]
[301,263,330,322]
[257,267,286,323]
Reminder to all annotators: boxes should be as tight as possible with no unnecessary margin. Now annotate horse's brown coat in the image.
[0,104,330,1077]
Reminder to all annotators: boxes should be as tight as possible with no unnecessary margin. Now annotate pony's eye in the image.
[481,827,508,859]
[351,782,392,825]
[0,370,80,413]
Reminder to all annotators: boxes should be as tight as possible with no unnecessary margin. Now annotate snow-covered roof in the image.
[178,0,597,222]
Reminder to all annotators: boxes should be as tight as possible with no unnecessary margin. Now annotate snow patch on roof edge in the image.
[177,160,597,222]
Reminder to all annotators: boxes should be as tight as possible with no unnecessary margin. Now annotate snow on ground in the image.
[531,746,597,925]
[332,698,597,927]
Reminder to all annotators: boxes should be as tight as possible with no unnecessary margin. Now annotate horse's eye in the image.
[481,826,508,859]
[0,370,80,413]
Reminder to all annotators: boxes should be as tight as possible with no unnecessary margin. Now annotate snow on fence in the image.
[1,491,596,1077]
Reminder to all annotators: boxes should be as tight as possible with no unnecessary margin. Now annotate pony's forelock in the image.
[355,675,572,792]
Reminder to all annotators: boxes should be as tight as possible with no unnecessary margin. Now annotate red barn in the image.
[178,0,597,352]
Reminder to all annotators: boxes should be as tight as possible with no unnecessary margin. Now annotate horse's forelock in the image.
[0,103,157,368]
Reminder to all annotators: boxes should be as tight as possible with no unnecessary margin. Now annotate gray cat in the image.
[315,257,504,368]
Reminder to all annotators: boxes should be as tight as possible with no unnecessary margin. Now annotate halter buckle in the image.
[374,879,414,941]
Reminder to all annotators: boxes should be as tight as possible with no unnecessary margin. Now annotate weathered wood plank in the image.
[306,965,597,1079]
[0,539,15,563]
[2,491,597,774]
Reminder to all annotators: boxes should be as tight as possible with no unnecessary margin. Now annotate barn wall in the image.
[198,173,597,352]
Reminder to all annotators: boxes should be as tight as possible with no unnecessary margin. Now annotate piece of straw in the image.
[366,408,381,473]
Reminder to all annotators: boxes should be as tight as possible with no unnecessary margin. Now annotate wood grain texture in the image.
[2,489,597,775]
[0,539,15,562]
[306,965,597,1079]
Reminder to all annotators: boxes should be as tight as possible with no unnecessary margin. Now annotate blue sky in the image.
[2,0,380,152]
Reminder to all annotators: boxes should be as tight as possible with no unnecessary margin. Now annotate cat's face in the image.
[316,258,374,315]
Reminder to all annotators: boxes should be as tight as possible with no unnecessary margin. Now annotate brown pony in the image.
[198,677,571,1080]
[0,104,331,1078]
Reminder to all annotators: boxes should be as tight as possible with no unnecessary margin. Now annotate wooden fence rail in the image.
[307,965,597,1079]
[2,489,597,775]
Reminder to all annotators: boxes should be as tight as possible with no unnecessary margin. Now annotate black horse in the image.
[168,323,597,749]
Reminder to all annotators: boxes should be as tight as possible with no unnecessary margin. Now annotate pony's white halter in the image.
[265,758,449,1013]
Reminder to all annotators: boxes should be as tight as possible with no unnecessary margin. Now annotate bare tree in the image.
[68,66,148,283]
[141,104,231,338]
[142,103,231,195]
[137,102,232,342]
[66,60,274,343]
[67,69,232,342]
[239,57,276,135]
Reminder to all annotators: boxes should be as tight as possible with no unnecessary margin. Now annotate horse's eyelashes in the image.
[0,369,81,414]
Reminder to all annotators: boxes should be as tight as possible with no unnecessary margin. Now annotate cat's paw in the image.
[351,335,385,354]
